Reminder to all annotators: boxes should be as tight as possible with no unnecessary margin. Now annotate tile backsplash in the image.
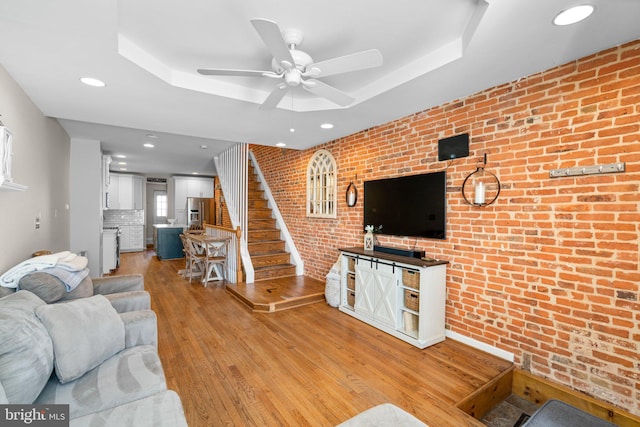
[103,209,144,226]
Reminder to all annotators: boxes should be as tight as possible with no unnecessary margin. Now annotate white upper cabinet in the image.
[172,176,214,223]
[108,173,144,210]
[186,177,214,198]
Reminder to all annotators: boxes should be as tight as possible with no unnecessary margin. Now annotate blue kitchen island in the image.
[153,224,186,260]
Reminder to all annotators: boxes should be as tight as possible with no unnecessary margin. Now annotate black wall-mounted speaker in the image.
[438,133,469,161]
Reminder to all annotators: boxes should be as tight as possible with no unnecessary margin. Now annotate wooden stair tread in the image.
[248,239,283,245]
[251,251,290,262]
[254,263,295,270]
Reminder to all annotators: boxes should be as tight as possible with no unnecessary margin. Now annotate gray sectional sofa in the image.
[0,273,188,426]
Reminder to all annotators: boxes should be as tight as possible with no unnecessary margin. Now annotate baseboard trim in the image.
[446,330,514,362]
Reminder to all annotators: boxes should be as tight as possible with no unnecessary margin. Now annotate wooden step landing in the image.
[226,275,326,313]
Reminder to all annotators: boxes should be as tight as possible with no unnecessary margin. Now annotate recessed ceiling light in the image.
[79,77,106,87]
[289,128,295,133]
[146,133,158,139]
[192,172,199,175]
[200,145,208,149]
[143,143,155,148]
[120,168,127,171]
[114,154,126,159]
[276,142,286,147]
[118,162,127,165]
[553,5,594,26]
[320,123,334,129]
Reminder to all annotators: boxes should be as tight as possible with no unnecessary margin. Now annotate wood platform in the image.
[225,275,326,312]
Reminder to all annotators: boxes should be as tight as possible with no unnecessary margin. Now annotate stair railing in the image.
[249,150,304,276]
[214,144,255,283]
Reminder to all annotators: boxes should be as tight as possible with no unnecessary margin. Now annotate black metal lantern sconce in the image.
[346,176,358,207]
[462,153,500,207]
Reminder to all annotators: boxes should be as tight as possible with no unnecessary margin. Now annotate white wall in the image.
[69,138,102,275]
[0,65,70,273]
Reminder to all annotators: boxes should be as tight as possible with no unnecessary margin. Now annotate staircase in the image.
[247,161,296,281]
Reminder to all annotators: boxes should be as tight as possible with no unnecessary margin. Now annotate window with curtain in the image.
[307,149,337,218]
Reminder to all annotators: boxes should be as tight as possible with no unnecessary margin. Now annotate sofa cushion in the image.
[0,291,54,403]
[36,295,125,383]
[58,276,93,301]
[69,390,188,427]
[0,286,15,298]
[19,273,93,303]
[18,272,66,302]
[36,345,167,419]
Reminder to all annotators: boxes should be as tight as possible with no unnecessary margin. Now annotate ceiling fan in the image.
[197,18,383,110]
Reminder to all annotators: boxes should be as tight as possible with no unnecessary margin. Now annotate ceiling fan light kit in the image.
[197,18,383,110]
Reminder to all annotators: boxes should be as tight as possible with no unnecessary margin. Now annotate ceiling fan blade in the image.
[250,18,295,70]
[302,79,355,107]
[260,83,290,110]
[197,68,274,77]
[307,49,383,78]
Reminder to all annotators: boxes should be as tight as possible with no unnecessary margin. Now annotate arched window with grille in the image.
[307,149,337,218]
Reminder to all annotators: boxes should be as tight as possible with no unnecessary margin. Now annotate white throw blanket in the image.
[0,251,88,288]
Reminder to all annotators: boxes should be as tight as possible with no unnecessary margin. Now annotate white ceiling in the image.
[1,0,639,176]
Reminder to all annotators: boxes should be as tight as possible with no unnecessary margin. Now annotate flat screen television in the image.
[363,171,446,239]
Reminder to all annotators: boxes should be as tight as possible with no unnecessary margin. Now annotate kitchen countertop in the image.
[153,224,188,229]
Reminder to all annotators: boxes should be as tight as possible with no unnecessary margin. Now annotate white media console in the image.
[339,247,448,349]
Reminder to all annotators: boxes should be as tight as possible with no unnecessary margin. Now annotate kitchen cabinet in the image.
[102,229,117,274]
[339,247,447,349]
[187,178,213,198]
[120,224,144,252]
[108,172,119,208]
[173,177,214,224]
[130,225,144,250]
[154,225,185,260]
[108,173,144,210]
[118,175,133,209]
[133,176,144,209]
[102,155,111,209]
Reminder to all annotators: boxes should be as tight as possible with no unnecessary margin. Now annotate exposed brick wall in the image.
[251,39,640,415]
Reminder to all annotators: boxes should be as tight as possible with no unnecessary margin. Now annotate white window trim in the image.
[306,149,337,219]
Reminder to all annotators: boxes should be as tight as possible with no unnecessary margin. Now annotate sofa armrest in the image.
[120,310,158,349]
[104,290,151,313]
[92,274,144,295]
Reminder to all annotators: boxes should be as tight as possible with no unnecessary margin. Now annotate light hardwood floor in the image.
[116,250,512,426]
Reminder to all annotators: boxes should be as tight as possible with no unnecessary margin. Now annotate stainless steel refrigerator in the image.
[187,197,215,227]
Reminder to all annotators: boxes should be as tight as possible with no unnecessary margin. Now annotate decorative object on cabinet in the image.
[364,230,374,251]
[0,125,27,191]
[363,225,380,251]
[346,178,357,207]
[462,153,500,207]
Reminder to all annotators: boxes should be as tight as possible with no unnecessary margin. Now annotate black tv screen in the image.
[363,171,446,239]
